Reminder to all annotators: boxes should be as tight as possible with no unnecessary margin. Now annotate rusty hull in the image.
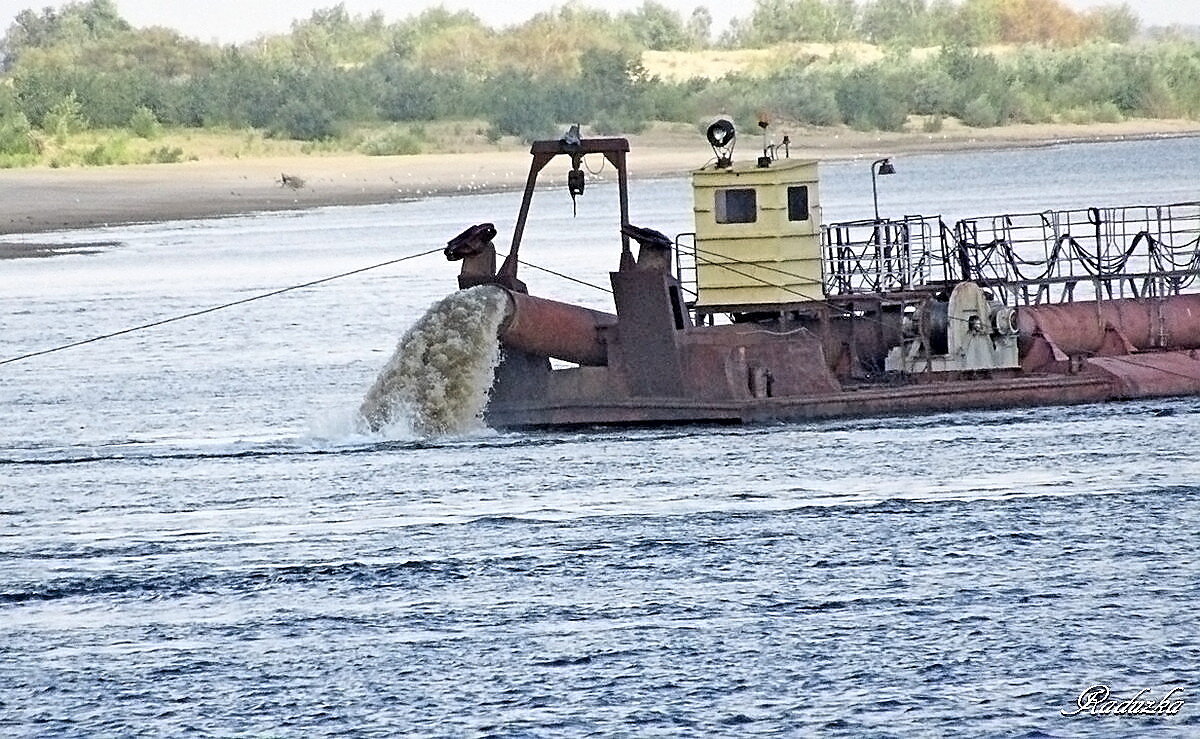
[481,271,1200,429]
[483,282,1200,429]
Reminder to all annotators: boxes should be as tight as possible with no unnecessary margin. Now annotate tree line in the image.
[0,0,1196,165]
[728,0,1141,47]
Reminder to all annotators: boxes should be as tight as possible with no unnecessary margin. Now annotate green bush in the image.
[43,93,88,143]
[961,95,1000,127]
[145,145,184,163]
[486,107,556,143]
[272,99,338,140]
[592,111,648,136]
[485,73,559,142]
[907,68,957,116]
[1003,90,1053,124]
[642,79,700,123]
[81,137,130,165]
[130,106,161,139]
[835,68,910,131]
[0,112,38,155]
[1132,74,1180,119]
[359,127,422,155]
[372,60,460,121]
[1060,107,1094,125]
[773,71,843,126]
[0,153,39,168]
[792,87,842,126]
[1093,101,1124,123]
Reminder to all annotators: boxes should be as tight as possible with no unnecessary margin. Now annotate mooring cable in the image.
[501,252,613,294]
[0,246,444,367]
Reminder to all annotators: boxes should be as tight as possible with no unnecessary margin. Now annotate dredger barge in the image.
[442,123,1200,428]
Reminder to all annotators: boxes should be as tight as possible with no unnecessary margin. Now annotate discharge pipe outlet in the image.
[1017,292,1200,356]
[499,289,616,366]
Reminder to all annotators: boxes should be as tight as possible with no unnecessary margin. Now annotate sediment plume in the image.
[359,285,510,436]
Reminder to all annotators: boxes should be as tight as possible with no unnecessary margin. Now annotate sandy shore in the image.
[1,119,1197,240]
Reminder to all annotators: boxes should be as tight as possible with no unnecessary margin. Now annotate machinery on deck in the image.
[444,122,1200,428]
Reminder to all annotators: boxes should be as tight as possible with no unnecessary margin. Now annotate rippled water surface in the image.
[3,138,1200,736]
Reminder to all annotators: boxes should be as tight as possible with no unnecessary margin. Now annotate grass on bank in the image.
[0,119,547,169]
[0,110,1187,171]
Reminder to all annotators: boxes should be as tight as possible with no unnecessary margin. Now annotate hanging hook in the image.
[568,160,585,217]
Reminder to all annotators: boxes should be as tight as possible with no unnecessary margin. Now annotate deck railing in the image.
[673,201,1200,308]
[954,202,1200,304]
[820,215,946,296]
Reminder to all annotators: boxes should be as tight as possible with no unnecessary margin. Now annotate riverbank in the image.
[1,118,1198,237]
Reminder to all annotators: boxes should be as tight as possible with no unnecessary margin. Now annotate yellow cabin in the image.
[692,158,823,310]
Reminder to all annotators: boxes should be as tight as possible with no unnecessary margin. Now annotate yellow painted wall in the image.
[692,158,824,308]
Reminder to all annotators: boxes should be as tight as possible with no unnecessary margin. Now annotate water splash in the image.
[359,285,510,436]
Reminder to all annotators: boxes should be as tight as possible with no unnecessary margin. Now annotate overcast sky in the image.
[0,0,1190,45]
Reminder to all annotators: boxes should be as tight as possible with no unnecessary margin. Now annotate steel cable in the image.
[0,246,444,367]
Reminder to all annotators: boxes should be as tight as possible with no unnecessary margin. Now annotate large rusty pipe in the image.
[500,290,616,366]
[1017,293,1200,356]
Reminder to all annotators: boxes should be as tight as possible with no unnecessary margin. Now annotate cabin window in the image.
[715,188,757,224]
[788,186,810,221]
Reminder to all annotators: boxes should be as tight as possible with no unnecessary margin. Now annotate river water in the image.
[2,137,1199,736]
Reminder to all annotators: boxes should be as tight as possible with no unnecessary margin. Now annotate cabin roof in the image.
[692,157,819,183]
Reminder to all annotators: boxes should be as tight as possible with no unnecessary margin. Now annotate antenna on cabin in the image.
[757,115,771,168]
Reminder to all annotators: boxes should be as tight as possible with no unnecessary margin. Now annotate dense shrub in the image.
[836,67,909,131]
[0,111,38,155]
[145,145,183,163]
[42,92,87,142]
[370,58,462,121]
[359,127,423,155]
[81,136,129,165]
[961,95,1001,127]
[272,99,338,141]
[129,105,160,138]
[485,73,560,142]
[772,69,844,126]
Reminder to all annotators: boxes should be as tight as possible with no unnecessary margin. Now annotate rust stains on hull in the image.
[485,373,1126,429]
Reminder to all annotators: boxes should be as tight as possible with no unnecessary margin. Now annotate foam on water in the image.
[358,285,510,437]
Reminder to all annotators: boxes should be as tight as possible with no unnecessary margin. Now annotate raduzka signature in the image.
[1062,685,1185,717]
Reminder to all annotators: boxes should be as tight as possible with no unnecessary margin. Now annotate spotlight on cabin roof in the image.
[705,119,735,168]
